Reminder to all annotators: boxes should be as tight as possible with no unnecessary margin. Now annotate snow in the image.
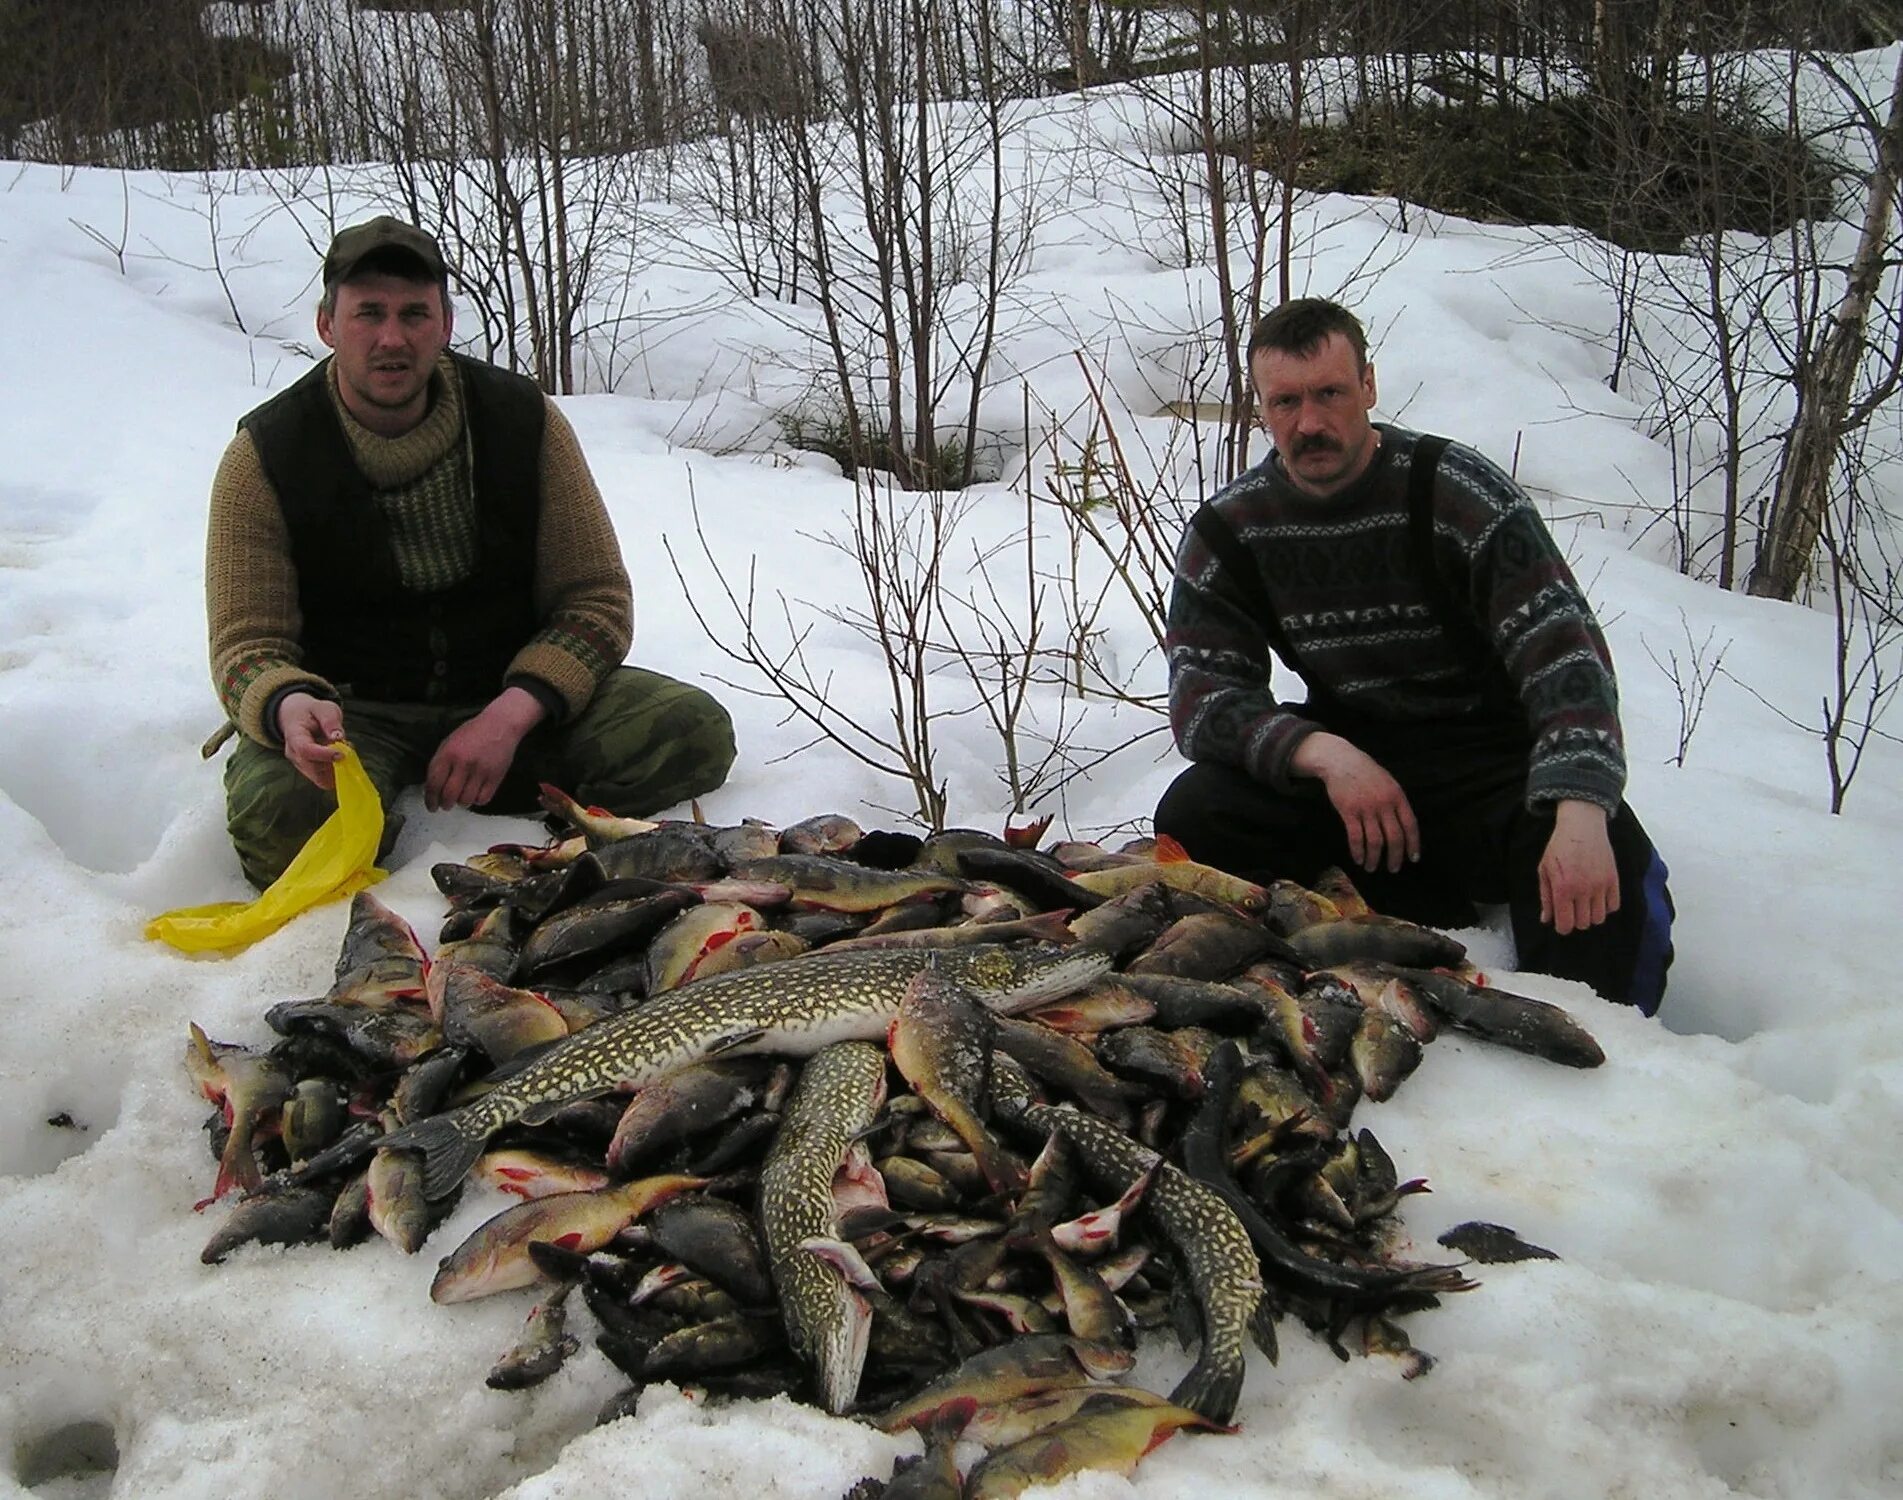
[3,49,1902,1500]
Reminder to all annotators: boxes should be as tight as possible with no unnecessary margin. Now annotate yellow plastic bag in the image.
[147,741,388,954]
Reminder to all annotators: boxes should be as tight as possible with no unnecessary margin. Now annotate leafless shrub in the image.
[667,475,960,830]
[1641,610,1733,766]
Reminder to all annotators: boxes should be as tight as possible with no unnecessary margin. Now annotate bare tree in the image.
[1751,47,1903,599]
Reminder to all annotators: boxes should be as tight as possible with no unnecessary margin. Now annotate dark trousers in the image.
[224,666,736,889]
[1154,720,1673,1014]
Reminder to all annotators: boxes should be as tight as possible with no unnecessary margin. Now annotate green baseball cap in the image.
[322,216,446,287]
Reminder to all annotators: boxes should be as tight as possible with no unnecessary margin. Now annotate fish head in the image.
[958,944,1113,1013]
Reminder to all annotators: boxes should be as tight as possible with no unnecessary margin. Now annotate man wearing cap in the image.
[205,216,737,887]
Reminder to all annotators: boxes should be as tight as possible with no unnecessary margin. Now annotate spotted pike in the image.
[759,1041,888,1413]
[989,1058,1264,1424]
[383,944,1109,1201]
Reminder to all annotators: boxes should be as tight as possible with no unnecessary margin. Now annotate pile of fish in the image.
[186,788,1600,1498]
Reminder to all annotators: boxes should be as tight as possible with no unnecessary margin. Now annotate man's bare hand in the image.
[424,686,547,812]
[277,692,347,791]
[1289,732,1421,874]
[1539,800,1620,935]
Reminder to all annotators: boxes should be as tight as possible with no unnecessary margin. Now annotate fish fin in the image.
[1021,908,1077,943]
[799,1236,882,1294]
[214,1115,262,1200]
[379,1113,485,1200]
[706,1026,769,1055]
[1153,833,1191,863]
[1250,1296,1280,1363]
[1003,813,1053,848]
[536,783,580,820]
[1168,1355,1242,1425]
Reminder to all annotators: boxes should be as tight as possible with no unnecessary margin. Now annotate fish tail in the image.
[537,783,581,820]
[971,1132,1029,1198]
[1169,1355,1243,1425]
[1020,909,1078,943]
[380,1112,486,1200]
[1400,1264,1482,1296]
[215,1115,262,1200]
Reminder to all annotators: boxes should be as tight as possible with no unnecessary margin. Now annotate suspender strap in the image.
[1407,434,1519,710]
[1188,503,1337,709]
[1406,434,1466,649]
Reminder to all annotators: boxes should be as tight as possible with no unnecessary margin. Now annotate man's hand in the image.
[424,686,548,812]
[1539,800,1620,935]
[277,692,347,791]
[1289,732,1421,874]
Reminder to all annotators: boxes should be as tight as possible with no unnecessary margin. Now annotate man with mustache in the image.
[1156,299,1672,1013]
[205,217,736,887]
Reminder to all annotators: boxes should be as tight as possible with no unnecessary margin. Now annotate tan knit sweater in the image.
[206,357,634,744]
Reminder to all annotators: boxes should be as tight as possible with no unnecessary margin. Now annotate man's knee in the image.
[559,670,737,815]
[1155,761,1253,841]
[1508,803,1674,1014]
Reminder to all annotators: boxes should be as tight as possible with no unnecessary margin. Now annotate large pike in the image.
[989,1057,1266,1424]
[759,1041,888,1413]
[383,944,1109,1200]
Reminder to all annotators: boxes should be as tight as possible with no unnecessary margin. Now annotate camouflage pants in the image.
[223,666,737,889]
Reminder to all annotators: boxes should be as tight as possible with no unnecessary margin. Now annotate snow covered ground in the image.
[1,49,1900,1500]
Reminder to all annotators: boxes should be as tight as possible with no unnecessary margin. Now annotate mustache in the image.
[1291,433,1342,457]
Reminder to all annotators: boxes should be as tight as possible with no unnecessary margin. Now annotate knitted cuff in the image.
[504,642,601,722]
[243,667,337,746]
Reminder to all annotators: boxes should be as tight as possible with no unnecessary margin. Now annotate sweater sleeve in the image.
[205,429,337,744]
[504,402,636,720]
[1446,445,1627,812]
[1164,500,1321,791]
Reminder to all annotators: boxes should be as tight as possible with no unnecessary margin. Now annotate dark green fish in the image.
[1126,911,1300,980]
[992,1016,1144,1122]
[486,1283,579,1390]
[1436,1220,1561,1264]
[605,1058,774,1174]
[279,1078,348,1166]
[201,1184,334,1265]
[439,968,570,1065]
[734,855,969,913]
[1286,914,1467,969]
[887,968,1023,1196]
[513,887,700,981]
[1396,967,1606,1068]
[646,1195,774,1306]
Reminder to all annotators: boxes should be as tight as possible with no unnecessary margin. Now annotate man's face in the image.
[316,271,452,433]
[1251,332,1379,499]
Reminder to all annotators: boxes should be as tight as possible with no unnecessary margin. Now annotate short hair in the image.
[1246,298,1368,369]
[318,250,451,318]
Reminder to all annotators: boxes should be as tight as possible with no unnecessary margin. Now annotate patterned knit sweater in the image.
[206,356,634,745]
[1166,425,1626,814]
